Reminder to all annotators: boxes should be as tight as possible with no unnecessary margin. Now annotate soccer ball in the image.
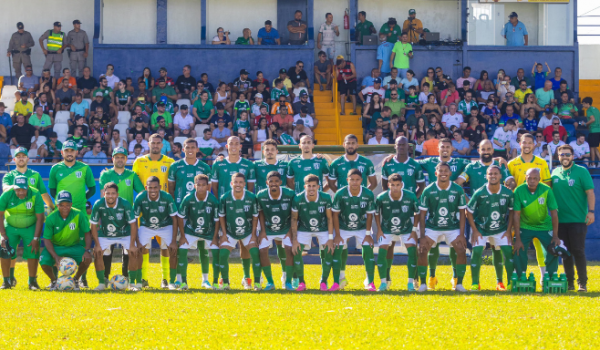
[110,275,129,291]
[57,276,75,291]
[59,258,77,276]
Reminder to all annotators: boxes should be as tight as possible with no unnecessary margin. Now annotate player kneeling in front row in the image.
[257,171,295,290]
[90,182,141,291]
[40,191,93,290]
[218,173,261,290]
[374,173,420,291]
[176,174,220,290]
[417,162,469,292]
[287,174,334,291]
[134,176,179,289]
[466,166,515,291]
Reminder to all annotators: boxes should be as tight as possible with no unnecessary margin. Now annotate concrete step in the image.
[313,95,333,103]
[316,114,337,121]
[317,120,336,128]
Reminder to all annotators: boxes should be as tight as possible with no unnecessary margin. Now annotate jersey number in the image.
[438,217,448,226]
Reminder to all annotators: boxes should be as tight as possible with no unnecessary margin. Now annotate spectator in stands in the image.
[68,115,89,138]
[92,105,115,131]
[238,129,253,158]
[502,12,528,46]
[233,69,252,101]
[13,94,33,120]
[29,105,53,137]
[543,118,567,143]
[83,142,107,163]
[440,83,459,112]
[535,80,554,109]
[109,129,127,155]
[258,20,280,45]
[533,131,547,156]
[421,93,441,118]
[57,68,76,90]
[90,117,110,143]
[455,67,475,90]
[334,56,358,115]
[292,119,313,142]
[138,67,155,92]
[191,81,211,104]
[451,130,471,156]
[476,80,496,104]
[37,131,62,163]
[214,82,234,114]
[509,130,526,159]
[519,93,542,117]
[235,28,254,45]
[275,68,293,92]
[133,90,150,113]
[129,133,149,155]
[212,118,231,147]
[293,91,315,118]
[209,103,232,130]
[366,127,388,145]
[66,125,88,156]
[39,68,56,92]
[156,128,171,155]
[69,93,89,121]
[212,27,231,45]
[288,61,311,98]
[131,105,149,130]
[168,142,184,160]
[174,65,196,100]
[583,97,600,167]
[499,105,522,128]
[254,105,272,130]
[128,144,143,164]
[547,131,565,158]
[252,84,270,106]
[271,95,293,116]
[499,91,519,115]
[199,73,214,93]
[174,105,195,138]
[441,103,464,130]
[523,107,539,133]
[128,117,150,142]
[0,103,12,139]
[360,78,384,106]
[553,80,574,105]
[273,105,294,134]
[233,111,251,134]
[457,91,478,117]
[270,79,290,105]
[531,62,550,90]
[496,73,515,102]
[196,128,222,159]
[293,105,316,131]
[152,78,177,104]
[457,80,476,102]
[379,17,400,44]
[192,91,214,125]
[464,116,486,147]
[537,109,559,131]
[355,11,376,45]
[401,69,419,94]
[317,13,339,61]
[514,80,533,104]
[549,67,564,90]
[361,68,379,90]
[511,68,533,90]
[10,114,37,150]
[55,78,75,112]
[155,118,173,142]
[433,67,451,95]
[99,64,120,89]
[92,76,115,109]
[288,10,307,45]
[363,92,384,129]
[383,71,401,96]
[570,133,590,165]
[18,66,39,97]
[553,91,578,123]
[385,85,405,117]
[113,81,131,112]
[77,66,98,98]
[491,119,515,159]
[314,51,332,91]
[253,118,270,145]
[150,102,173,132]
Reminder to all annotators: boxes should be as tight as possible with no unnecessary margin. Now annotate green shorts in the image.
[4,224,39,260]
[39,245,85,266]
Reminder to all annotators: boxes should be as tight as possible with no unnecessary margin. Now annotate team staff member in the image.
[7,22,34,78]
[551,145,595,292]
[66,20,89,78]
[39,21,66,78]
[402,9,423,44]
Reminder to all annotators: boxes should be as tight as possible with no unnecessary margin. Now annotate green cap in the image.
[62,140,78,151]
[409,9,416,15]
[14,147,28,157]
[112,147,128,157]
[13,175,29,189]
[56,191,73,203]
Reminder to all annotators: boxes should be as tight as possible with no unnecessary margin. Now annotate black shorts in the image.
[338,80,357,95]
[588,132,600,148]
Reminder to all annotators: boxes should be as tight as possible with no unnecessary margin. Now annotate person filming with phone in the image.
[402,9,423,44]
[389,32,413,80]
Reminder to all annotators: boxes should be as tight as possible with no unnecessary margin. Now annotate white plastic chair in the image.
[54,111,71,124]
[195,124,210,136]
[117,111,131,125]
[114,124,129,137]
[176,99,191,109]
[173,136,188,146]
[32,136,46,146]
[54,124,69,138]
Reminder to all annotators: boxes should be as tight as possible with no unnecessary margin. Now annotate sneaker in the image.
[296,282,306,291]
[72,280,80,291]
[242,278,252,290]
[284,282,295,291]
[339,278,348,289]
[253,282,262,291]
[292,278,300,289]
[363,277,369,289]
[219,278,223,288]
[320,282,328,291]
[1,281,12,290]
[427,276,438,290]
[219,283,230,291]
[417,283,428,292]
[201,281,212,289]
[168,283,178,290]
[46,281,57,291]
[568,284,575,291]
[365,282,376,291]
[407,282,415,292]
[180,282,189,291]
[496,282,507,291]
[328,283,340,291]
[135,283,143,290]
[470,284,481,291]
[94,283,106,291]
[79,278,89,289]
[141,279,149,289]
[378,282,388,292]
[451,277,458,291]
[455,284,467,292]
[161,279,169,289]
[10,278,17,288]
[578,284,587,292]
[29,280,41,291]
[280,275,286,287]
[264,282,275,291]
[128,285,140,292]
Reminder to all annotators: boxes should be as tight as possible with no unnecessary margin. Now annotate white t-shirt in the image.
[128,139,149,153]
[196,137,221,150]
[318,23,338,45]
[293,114,314,128]
[173,112,194,130]
[570,141,590,159]
[418,92,435,105]
[537,116,561,130]
[547,140,565,157]
[361,87,385,103]
[441,113,463,129]
[510,139,521,155]
[415,140,424,153]
[492,128,513,150]
[533,141,547,156]
[127,153,141,165]
[99,74,120,90]
[368,137,389,145]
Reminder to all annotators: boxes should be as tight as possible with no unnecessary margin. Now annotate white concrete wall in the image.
[313,0,350,60]
[580,45,600,80]
[168,0,202,44]
[103,0,156,44]
[206,0,277,44]
[0,0,94,77]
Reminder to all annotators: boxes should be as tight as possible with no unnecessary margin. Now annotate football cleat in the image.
[10,278,17,288]
[451,277,458,291]
[72,280,80,291]
[427,276,438,290]
[378,283,388,292]
[496,282,507,291]
[417,283,428,292]
[253,282,262,291]
[79,278,89,289]
[264,283,275,291]
[296,282,306,291]
[161,279,169,289]
[46,281,57,291]
[168,283,178,290]
[94,283,106,291]
[366,282,377,292]
[201,281,212,289]
[135,283,143,290]
[219,278,223,288]
[1,281,12,290]
[320,282,328,291]
[280,275,286,287]
[578,284,587,292]
[242,278,252,290]
[407,282,415,292]
[128,285,140,292]
[455,284,467,292]
[141,279,149,289]
[292,278,300,289]
[285,282,296,291]
[470,284,481,291]
[180,282,189,291]
[339,278,348,289]
[328,283,340,291]
[363,277,369,288]
[219,283,230,291]
[29,280,41,291]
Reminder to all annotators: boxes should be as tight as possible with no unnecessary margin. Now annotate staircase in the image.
[313,83,364,145]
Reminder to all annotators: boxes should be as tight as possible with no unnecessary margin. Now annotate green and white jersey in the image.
[467,185,514,236]
[2,168,47,194]
[66,136,87,151]
[253,159,288,193]
[133,190,177,230]
[178,191,219,240]
[234,100,251,118]
[331,186,376,231]
[292,191,331,232]
[211,157,256,197]
[49,161,96,213]
[418,157,470,183]
[329,154,376,189]
[90,198,136,238]
[168,158,212,206]
[0,188,44,228]
[218,190,258,239]
[287,155,330,193]
[375,189,419,235]
[381,156,425,194]
[419,182,467,231]
[256,187,295,235]
[115,90,131,105]
[458,160,513,195]
[99,168,144,205]
[513,183,558,231]
[43,208,90,247]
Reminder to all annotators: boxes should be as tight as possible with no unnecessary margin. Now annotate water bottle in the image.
[511,272,518,291]
[560,273,567,293]
[543,272,550,293]
[528,272,535,292]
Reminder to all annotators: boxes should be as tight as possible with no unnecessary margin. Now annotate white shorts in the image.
[139,226,173,249]
[377,232,417,247]
[220,234,255,249]
[285,231,330,247]
[424,229,461,247]
[472,231,510,248]
[98,236,131,254]
[340,229,371,247]
[258,234,287,250]
[180,234,219,250]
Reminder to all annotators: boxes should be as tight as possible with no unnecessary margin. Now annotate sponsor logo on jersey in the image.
[439,207,448,216]
[186,182,194,191]
[150,209,157,213]
[150,217,159,224]
[272,216,281,224]
[197,217,205,226]
[349,213,358,221]
[107,224,116,232]
[69,223,76,230]
[29,178,35,185]
[309,218,319,226]
[235,217,245,226]
[568,179,575,187]
[391,217,401,225]
[491,211,500,220]
[116,213,123,220]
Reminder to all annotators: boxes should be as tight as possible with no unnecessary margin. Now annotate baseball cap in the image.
[95,92,103,97]
[14,175,29,189]
[240,69,249,75]
[17,22,24,29]
[62,140,79,151]
[159,67,168,72]
[135,117,143,123]
[56,191,73,203]
[279,68,287,74]
[157,116,165,122]
[112,147,128,157]
[300,106,309,113]
[509,12,518,18]
[409,9,416,15]
[14,146,28,157]
[373,78,382,84]
[336,55,344,60]
[75,115,84,121]
[73,20,82,24]
[238,128,247,134]
[54,21,61,27]
[157,101,166,107]
[255,93,263,99]
[160,96,168,103]
[180,104,188,110]
[299,90,308,97]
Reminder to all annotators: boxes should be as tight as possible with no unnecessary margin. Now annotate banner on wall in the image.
[479,0,569,3]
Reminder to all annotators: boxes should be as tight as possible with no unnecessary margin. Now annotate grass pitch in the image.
[0,259,598,349]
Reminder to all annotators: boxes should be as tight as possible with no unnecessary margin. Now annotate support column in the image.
[157,0,168,44]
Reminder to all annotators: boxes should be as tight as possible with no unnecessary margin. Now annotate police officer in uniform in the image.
[6,22,34,79]
[39,22,66,79]
[66,20,89,78]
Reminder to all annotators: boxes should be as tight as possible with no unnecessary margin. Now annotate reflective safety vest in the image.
[47,30,64,51]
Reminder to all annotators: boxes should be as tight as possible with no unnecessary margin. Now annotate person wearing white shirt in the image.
[491,119,516,157]
[360,78,385,104]
[127,144,143,164]
[509,131,524,159]
[293,107,315,131]
[569,134,590,164]
[196,128,223,156]
[441,103,465,130]
[99,64,120,89]
[128,133,149,154]
[367,127,389,144]
[536,111,560,131]
[533,131,547,156]
[547,131,565,158]
[382,68,400,90]
[173,105,196,137]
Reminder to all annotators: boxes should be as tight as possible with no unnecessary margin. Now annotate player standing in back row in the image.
[287,135,330,194]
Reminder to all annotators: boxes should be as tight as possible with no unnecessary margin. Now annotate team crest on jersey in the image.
[500,198,506,205]
[318,206,325,213]
[278,169,284,175]
[158,206,165,213]
[26,202,32,209]
[451,166,457,172]
[439,207,448,216]
[314,163,320,170]
[235,217,245,226]
[161,166,167,173]
[69,223,76,230]
[449,195,455,202]
[244,205,250,212]
[401,205,408,213]
[538,197,545,205]
[116,213,123,220]
[407,168,414,176]
[75,171,82,178]
[568,179,575,187]
[358,166,365,173]
[206,207,212,213]
[360,202,367,208]
[125,179,131,186]
[281,203,288,210]
[29,178,35,185]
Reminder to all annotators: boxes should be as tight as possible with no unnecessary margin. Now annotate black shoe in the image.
[161,279,168,289]
[568,284,575,291]
[578,284,587,292]
[29,280,41,290]
[141,279,149,288]
[73,280,80,291]
[0,281,11,289]
[79,278,89,289]
[10,278,17,288]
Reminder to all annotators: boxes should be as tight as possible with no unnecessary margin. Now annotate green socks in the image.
[428,246,440,277]
[142,253,149,280]
[249,247,262,282]
[199,244,209,274]
[332,247,342,284]
[285,264,294,284]
[28,276,36,285]
[52,266,59,279]
[219,249,231,283]
[293,244,305,278]
[470,246,484,285]
[211,249,221,284]
[4,277,10,283]
[362,245,375,284]
[493,249,504,282]
[377,248,388,280]
[129,271,136,284]
[96,270,105,284]
[407,246,417,281]
[263,265,274,284]
[500,245,514,282]
[320,250,326,280]
[341,248,348,271]
[176,249,188,283]
[161,255,169,280]
[242,258,251,279]
[276,245,287,273]
[449,247,457,278]
[456,264,467,285]
[9,267,15,280]
[321,249,333,283]
[386,259,393,280]
[418,265,428,284]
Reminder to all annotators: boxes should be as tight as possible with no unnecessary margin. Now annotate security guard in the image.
[39,21,66,78]
[66,20,89,78]
[6,22,34,78]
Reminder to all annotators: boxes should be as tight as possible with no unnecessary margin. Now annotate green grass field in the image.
[1,258,598,349]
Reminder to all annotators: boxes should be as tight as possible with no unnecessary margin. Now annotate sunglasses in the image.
[536,135,543,138]
[391,94,398,96]
[559,153,572,157]
[553,123,560,125]
[436,70,441,73]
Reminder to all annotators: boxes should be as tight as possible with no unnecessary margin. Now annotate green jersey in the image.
[167,158,212,206]
[177,191,219,240]
[2,168,47,194]
[211,157,256,197]
[90,198,136,238]
[49,161,96,213]
[458,160,513,195]
[287,156,330,193]
[587,106,600,133]
[92,87,113,102]
[253,159,288,193]
[256,187,295,235]
[381,156,425,194]
[66,136,86,151]
[133,190,177,229]
[419,182,467,231]
[99,168,144,205]
[375,189,419,235]
[329,154,376,189]
[233,118,250,132]
[331,186,376,231]
[43,139,62,157]
[514,183,558,231]
[234,100,251,118]
[43,208,90,247]
[0,188,44,228]
[292,191,331,233]
[419,157,470,183]
[551,164,595,223]
[219,190,258,239]
[115,90,131,105]
[467,185,514,236]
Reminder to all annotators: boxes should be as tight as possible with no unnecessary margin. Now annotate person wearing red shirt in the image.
[272,106,294,134]
[440,82,459,112]
[543,119,567,143]
[254,105,273,129]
